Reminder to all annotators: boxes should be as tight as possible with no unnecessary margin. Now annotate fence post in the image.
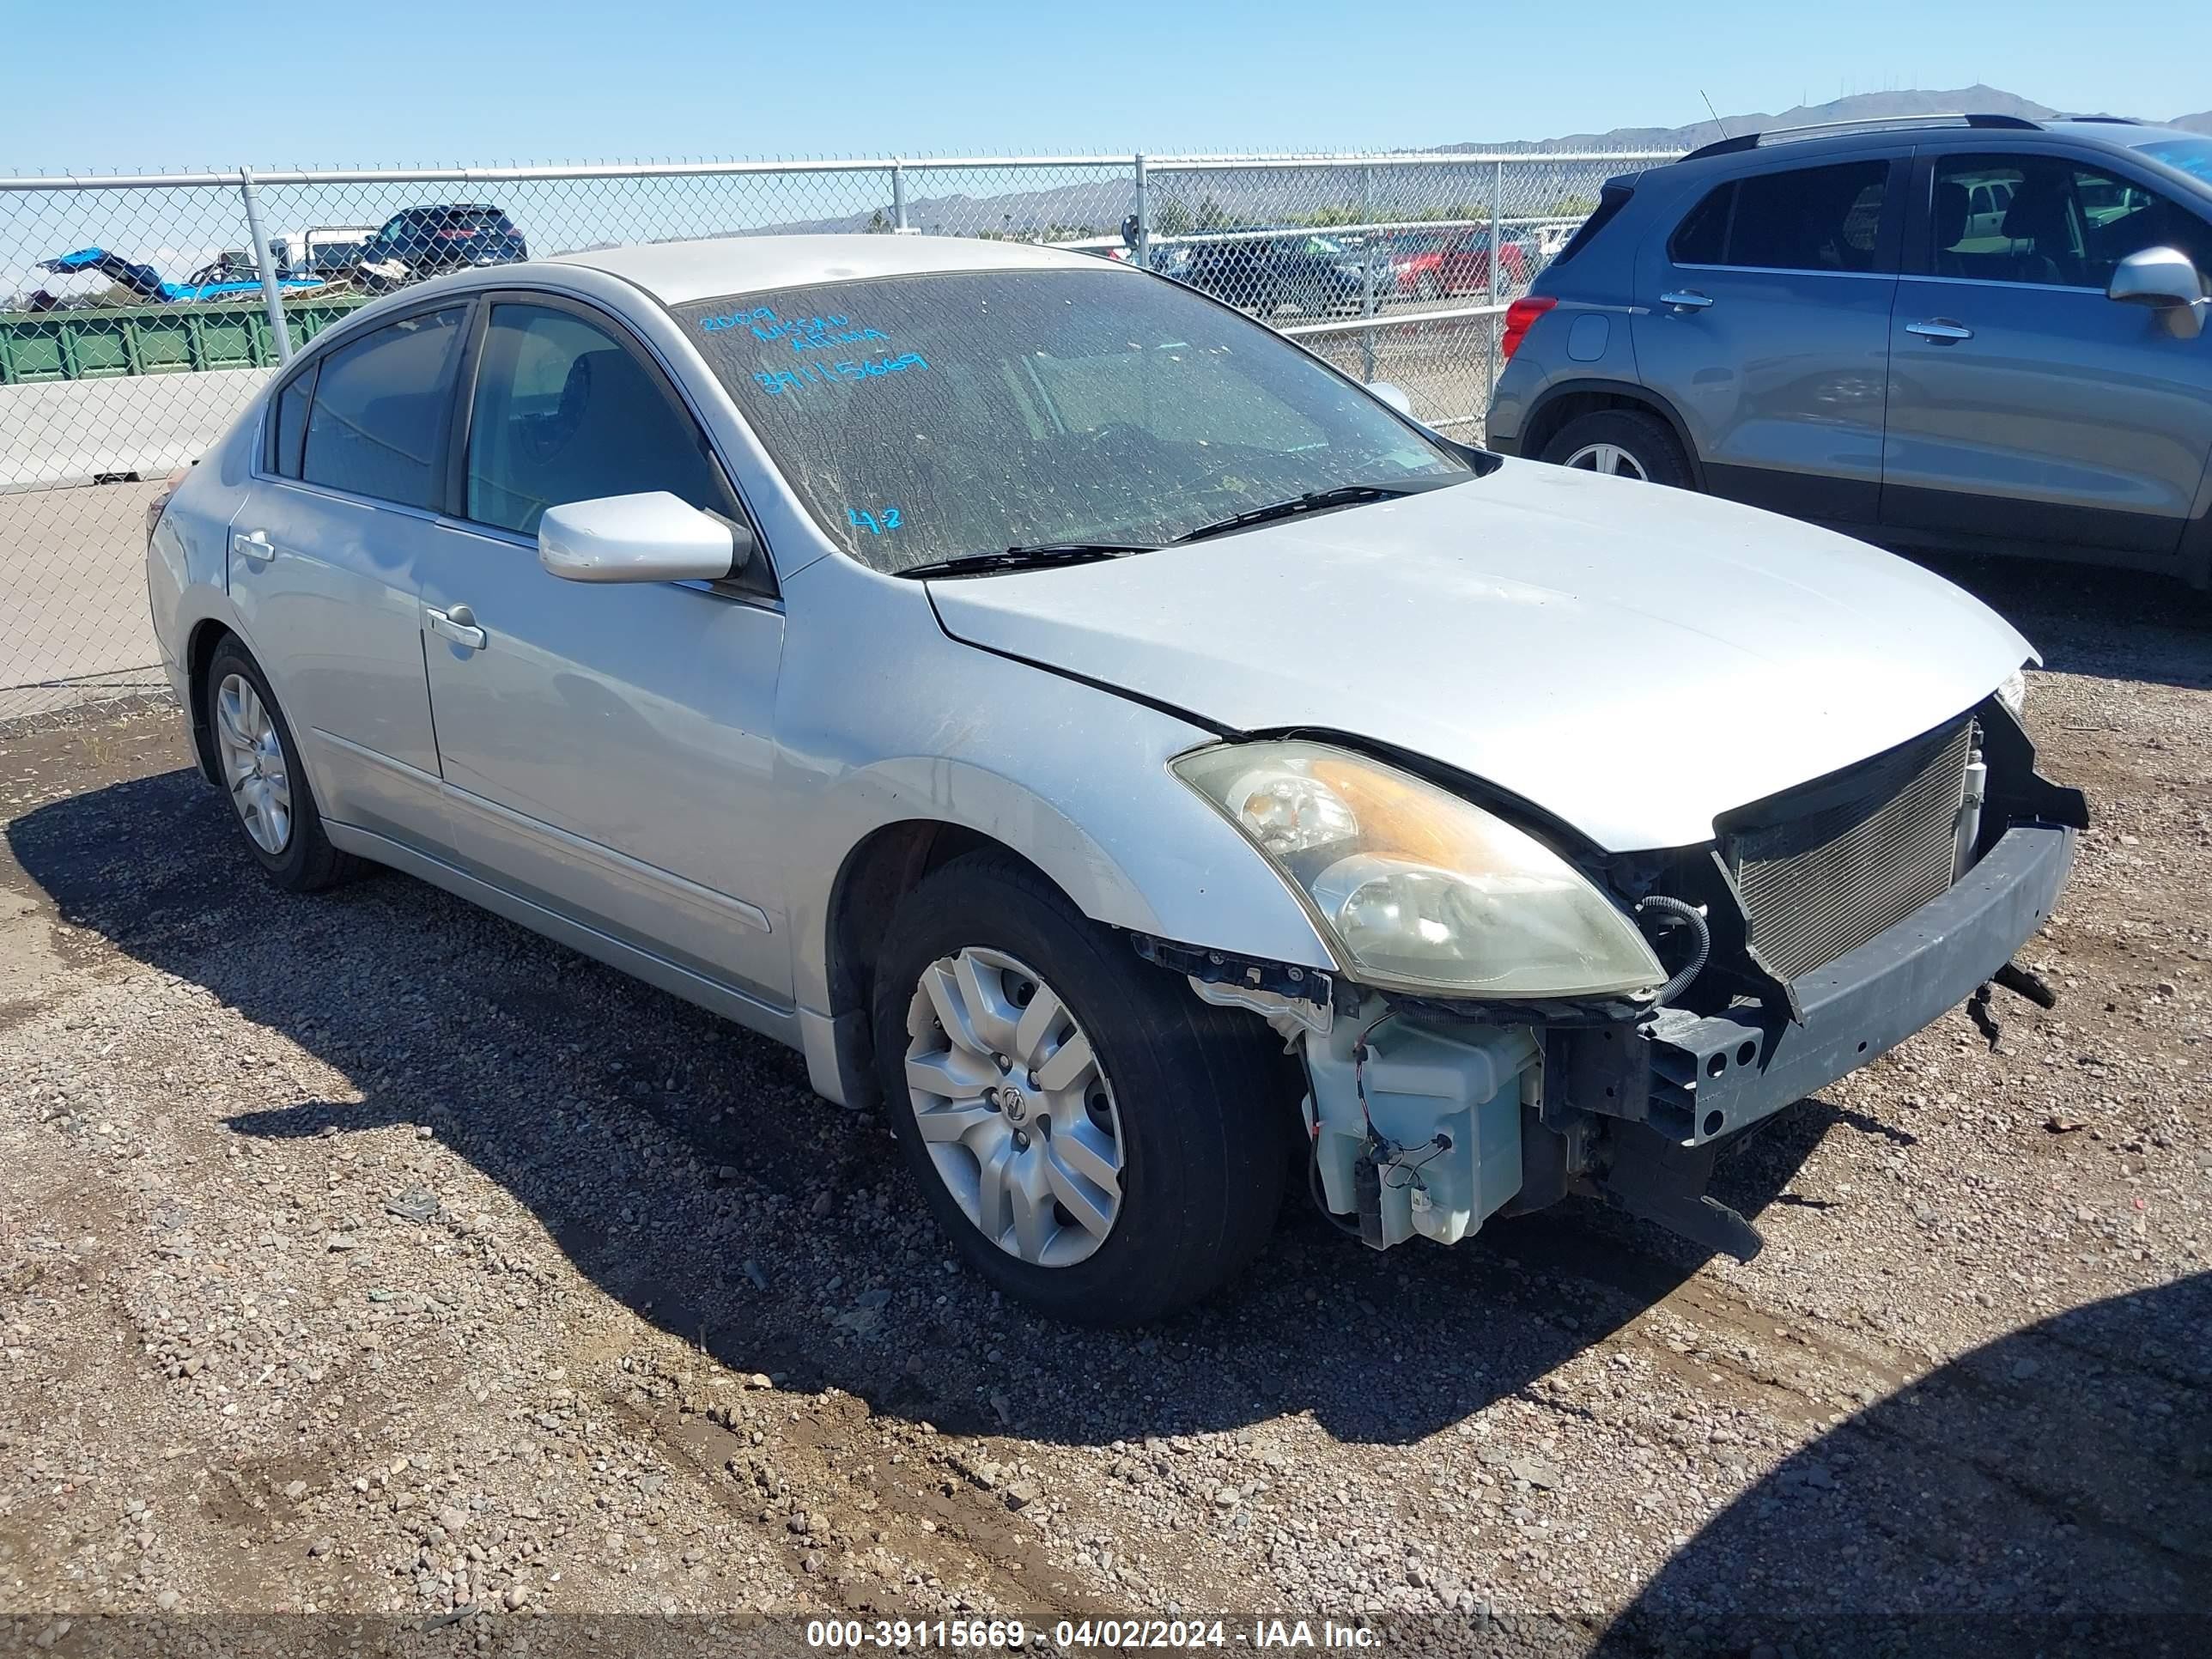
[1133,154,1150,269]
[891,161,908,231]
[237,167,294,365]
[1487,159,1505,409]
[1358,164,1376,382]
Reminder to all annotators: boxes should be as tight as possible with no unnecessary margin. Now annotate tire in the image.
[1539,408,1693,488]
[872,851,1291,1325]
[204,641,356,893]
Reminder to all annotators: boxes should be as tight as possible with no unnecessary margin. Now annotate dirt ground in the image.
[1,557,2207,1658]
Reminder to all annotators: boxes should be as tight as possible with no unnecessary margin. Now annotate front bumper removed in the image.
[1567,822,2076,1256]
[1285,821,2077,1262]
[1579,822,2076,1148]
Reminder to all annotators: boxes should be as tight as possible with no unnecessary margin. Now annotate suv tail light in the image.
[1500,295,1556,359]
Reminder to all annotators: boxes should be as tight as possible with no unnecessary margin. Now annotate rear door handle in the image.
[426,604,487,651]
[231,529,274,564]
[1906,319,1974,342]
[1659,290,1713,312]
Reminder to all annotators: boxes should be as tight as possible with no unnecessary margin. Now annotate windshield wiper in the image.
[893,541,1160,580]
[1172,480,1444,545]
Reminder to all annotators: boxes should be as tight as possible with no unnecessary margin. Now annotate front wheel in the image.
[872,852,1290,1325]
[1538,408,1693,488]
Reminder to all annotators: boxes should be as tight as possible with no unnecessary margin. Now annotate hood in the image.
[926,460,2034,852]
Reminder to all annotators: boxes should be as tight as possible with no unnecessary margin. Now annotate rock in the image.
[1212,1486,1242,1510]
[2011,1358,2041,1381]
[384,1188,441,1223]
[1005,1481,1042,1510]
[436,1506,470,1534]
[309,1537,334,1558]
[503,1585,530,1611]
[855,1288,893,1310]
[283,1480,308,1501]
[325,1234,356,1252]
[155,1590,179,1612]
[1507,1457,1563,1491]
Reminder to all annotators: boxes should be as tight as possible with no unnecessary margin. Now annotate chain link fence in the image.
[0,149,1674,720]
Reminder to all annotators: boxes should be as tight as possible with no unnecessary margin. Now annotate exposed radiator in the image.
[1725,720,1976,983]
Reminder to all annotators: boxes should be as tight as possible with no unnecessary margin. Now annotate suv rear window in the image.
[1670,161,1890,273]
[1548,180,1636,269]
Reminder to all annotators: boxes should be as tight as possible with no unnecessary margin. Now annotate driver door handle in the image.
[426,604,487,651]
[231,529,274,564]
[1907,319,1974,342]
[1659,290,1713,312]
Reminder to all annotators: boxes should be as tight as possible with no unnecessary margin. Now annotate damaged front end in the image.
[1150,699,2087,1263]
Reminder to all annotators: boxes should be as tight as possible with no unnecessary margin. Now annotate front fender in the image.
[772,562,1336,1024]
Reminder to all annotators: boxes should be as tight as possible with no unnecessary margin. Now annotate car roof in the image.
[546,233,1113,305]
[1670,116,2203,175]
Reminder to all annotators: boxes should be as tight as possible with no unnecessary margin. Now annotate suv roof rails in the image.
[2063,113,2147,125]
[1681,112,2040,162]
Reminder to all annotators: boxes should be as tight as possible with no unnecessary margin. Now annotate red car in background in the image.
[1390,228,1531,301]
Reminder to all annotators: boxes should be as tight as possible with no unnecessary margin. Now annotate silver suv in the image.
[1486,115,2212,585]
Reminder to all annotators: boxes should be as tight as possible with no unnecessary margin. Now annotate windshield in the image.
[2138,137,2212,188]
[676,267,1468,574]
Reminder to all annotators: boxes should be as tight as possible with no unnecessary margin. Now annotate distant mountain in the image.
[2173,111,2212,134]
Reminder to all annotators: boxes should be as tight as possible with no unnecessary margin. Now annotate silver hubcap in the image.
[214,672,292,854]
[902,947,1125,1267]
[1562,441,1650,480]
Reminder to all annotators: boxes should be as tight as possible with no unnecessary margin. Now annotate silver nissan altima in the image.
[146,234,2086,1324]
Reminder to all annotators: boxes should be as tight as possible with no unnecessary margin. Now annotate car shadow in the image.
[1595,1273,2212,1656]
[9,767,1905,1450]
[1912,551,2212,692]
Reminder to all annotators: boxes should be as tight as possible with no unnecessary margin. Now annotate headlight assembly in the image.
[1172,741,1665,999]
[1996,667,2028,723]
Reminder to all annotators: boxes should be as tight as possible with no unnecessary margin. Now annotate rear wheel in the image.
[872,852,1289,1325]
[1540,409,1692,488]
[204,641,355,892]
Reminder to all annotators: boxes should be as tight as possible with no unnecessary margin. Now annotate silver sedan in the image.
[148,234,2082,1323]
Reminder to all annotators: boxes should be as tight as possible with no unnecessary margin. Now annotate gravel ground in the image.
[1,558,2207,1657]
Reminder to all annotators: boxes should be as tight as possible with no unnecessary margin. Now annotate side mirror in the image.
[1366,381,1414,417]
[2107,246,2207,340]
[538,492,753,584]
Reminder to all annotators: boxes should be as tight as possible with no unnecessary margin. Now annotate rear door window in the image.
[1670,160,1891,273]
[299,307,465,508]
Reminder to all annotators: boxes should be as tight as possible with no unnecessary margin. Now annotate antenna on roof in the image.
[1700,91,1730,140]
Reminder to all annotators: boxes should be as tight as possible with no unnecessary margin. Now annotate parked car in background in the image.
[149,234,2081,1324]
[1486,114,2212,583]
[356,204,528,287]
[1171,229,1368,315]
[1390,228,1530,301]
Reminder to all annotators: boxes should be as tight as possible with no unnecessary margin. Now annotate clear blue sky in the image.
[4,0,2204,172]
